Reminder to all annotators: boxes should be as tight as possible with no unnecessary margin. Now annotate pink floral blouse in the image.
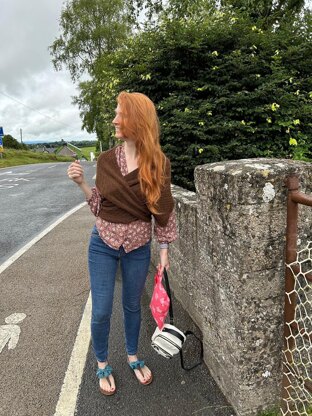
[88,145,177,253]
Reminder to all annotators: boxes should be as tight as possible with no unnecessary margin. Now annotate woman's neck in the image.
[123,139,137,160]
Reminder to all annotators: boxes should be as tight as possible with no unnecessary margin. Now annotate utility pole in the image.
[20,128,23,144]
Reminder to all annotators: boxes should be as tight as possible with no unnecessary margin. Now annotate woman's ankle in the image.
[127,354,138,362]
[97,360,108,369]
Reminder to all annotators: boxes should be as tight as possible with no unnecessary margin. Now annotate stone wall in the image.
[151,158,312,416]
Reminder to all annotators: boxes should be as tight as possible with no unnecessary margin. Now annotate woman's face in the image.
[112,104,126,139]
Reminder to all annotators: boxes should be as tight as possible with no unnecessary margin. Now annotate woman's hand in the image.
[158,248,169,275]
[67,160,85,185]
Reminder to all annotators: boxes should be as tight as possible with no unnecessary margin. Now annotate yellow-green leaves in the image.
[271,103,280,112]
[251,26,263,34]
[289,138,298,146]
[140,73,152,81]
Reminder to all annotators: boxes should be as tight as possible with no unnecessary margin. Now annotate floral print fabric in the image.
[88,145,177,253]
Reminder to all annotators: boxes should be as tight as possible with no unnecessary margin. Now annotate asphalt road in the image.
[0,162,96,264]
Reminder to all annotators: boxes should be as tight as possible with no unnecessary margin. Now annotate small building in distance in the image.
[34,145,56,154]
[57,144,77,158]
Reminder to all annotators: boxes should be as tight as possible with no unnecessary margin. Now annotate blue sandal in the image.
[96,365,116,396]
[128,360,153,385]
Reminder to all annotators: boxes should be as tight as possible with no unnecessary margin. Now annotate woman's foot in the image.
[97,362,116,395]
[128,355,153,385]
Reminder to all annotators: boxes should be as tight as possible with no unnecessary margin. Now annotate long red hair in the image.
[117,91,166,214]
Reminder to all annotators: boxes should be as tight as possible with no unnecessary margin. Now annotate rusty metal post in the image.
[282,175,299,414]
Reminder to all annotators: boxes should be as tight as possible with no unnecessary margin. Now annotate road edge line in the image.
[0,202,87,275]
[54,292,91,416]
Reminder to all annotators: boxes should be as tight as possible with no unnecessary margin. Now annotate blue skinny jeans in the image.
[88,226,151,363]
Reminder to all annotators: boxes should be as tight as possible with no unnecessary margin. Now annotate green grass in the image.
[0,149,73,168]
[258,410,280,416]
[80,146,96,160]
[258,406,312,416]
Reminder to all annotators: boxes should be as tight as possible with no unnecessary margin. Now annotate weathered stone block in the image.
[151,158,312,416]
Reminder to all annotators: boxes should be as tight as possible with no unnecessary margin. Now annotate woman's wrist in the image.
[78,180,92,200]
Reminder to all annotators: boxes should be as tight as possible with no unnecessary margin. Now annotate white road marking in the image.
[0,201,90,415]
[7,171,35,175]
[0,313,26,353]
[0,176,32,190]
[48,165,57,169]
[0,202,87,275]
[54,293,91,416]
[0,178,30,182]
[0,184,19,189]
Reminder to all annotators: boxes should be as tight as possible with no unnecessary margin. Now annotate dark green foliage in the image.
[3,135,28,150]
[221,0,305,27]
[94,9,312,189]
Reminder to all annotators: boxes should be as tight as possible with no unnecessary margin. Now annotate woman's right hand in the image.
[67,160,85,185]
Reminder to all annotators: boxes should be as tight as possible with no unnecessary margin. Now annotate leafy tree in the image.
[126,0,217,23]
[51,0,312,190]
[49,0,130,81]
[92,8,312,190]
[3,135,28,150]
[221,0,306,27]
[73,61,120,147]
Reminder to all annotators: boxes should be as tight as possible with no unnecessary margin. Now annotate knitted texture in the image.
[96,146,174,227]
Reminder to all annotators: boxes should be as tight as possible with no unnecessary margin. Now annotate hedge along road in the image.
[0,161,96,265]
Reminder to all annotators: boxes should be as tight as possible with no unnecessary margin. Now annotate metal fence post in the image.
[282,175,299,415]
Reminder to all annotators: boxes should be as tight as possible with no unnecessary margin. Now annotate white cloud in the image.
[0,0,96,143]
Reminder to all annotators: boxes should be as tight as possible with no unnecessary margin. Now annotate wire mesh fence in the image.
[282,246,312,414]
[282,176,312,416]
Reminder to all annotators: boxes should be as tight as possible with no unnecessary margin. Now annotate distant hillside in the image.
[26,140,97,147]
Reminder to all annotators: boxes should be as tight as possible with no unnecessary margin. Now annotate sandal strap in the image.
[96,365,113,379]
[129,360,145,370]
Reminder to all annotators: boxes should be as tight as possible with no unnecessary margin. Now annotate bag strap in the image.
[163,268,204,371]
[180,330,204,371]
[162,326,185,343]
[163,268,174,325]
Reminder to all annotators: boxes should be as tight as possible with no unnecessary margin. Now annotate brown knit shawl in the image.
[95,146,174,226]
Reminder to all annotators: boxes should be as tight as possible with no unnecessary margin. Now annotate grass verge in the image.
[0,149,73,168]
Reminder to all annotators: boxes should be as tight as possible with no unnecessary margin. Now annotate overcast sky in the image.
[0,0,96,143]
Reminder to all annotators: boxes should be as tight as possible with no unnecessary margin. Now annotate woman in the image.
[67,91,177,396]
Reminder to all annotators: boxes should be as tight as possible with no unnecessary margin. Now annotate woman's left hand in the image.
[158,249,169,275]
